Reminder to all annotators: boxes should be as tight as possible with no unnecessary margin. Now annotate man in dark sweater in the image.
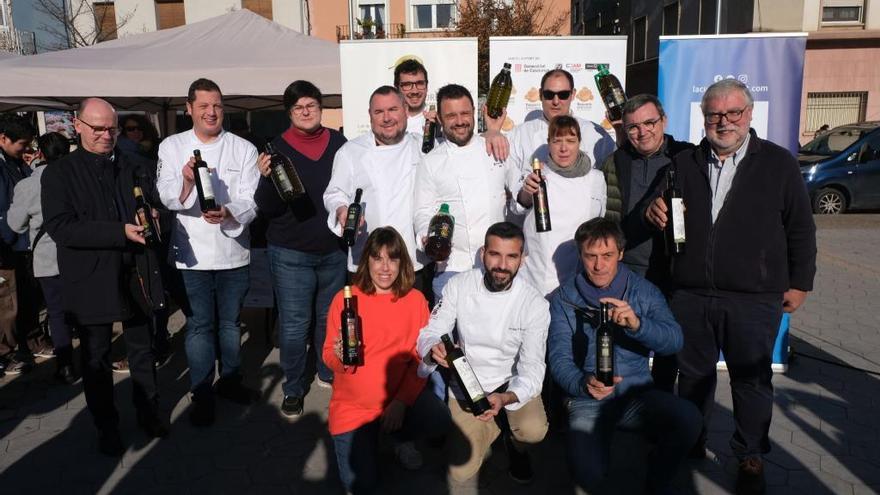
[646,79,816,495]
[601,95,695,392]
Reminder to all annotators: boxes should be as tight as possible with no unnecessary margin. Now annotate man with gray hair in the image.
[323,85,425,284]
[646,79,816,495]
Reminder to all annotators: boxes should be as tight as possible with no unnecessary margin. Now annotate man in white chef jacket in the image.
[417,222,550,485]
[323,85,429,290]
[156,78,261,427]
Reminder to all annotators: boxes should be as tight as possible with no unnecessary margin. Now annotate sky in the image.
[11,0,69,52]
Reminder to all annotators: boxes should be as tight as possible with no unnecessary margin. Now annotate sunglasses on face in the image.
[542,89,572,101]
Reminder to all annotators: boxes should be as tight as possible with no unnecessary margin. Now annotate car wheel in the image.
[813,188,847,214]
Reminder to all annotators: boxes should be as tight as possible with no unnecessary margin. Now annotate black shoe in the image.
[216,377,260,405]
[736,457,766,495]
[137,411,169,438]
[4,355,34,374]
[504,434,534,484]
[188,396,215,427]
[98,428,125,457]
[54,364,80,385]
[281,396,303,418]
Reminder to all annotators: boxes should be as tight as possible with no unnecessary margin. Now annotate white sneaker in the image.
[394,441,423,470]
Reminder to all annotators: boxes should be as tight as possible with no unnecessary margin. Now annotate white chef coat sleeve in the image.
[156,141,198,211]
[221,143,260,238]
[413,158,439,251]
[416,273,460,376]
[323,148,355,237]
[505,294,551,410]
[590,123,617,166]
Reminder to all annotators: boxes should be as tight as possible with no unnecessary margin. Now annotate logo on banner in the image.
[565,63,584,73]
[514,64,522,72]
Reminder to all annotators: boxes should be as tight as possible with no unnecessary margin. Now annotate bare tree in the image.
[34,0,136,50]
[455,0,568,93]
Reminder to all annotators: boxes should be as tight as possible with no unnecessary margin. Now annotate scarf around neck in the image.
[546,150,591,178]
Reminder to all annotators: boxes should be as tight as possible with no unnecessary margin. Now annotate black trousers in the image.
[670,289,782,459]
[78,271,158,431]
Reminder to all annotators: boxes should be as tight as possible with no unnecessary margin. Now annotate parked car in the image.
[799,121,880,214]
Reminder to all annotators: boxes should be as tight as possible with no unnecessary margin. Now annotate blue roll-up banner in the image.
[658,34,807,372]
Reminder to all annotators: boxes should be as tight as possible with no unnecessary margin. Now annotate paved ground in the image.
[1,214,879,494]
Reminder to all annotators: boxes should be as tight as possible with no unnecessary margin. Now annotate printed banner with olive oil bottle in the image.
[488,36,628,133]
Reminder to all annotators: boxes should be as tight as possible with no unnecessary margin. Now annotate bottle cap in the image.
[133,186,144,197]
[439,203,450,214]
[531,158,542,171]
[343,286,352,298]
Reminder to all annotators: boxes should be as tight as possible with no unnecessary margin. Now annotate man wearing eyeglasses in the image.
[394,59,437,141]
[599,94,695,392]
[41,98,169,455]
[503,69,616,183]
[646,79,816,495]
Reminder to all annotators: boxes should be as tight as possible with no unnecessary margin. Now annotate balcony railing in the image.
[336,23,407,42]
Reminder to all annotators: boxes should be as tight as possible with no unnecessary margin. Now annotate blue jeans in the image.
[181,266,250,398]
[268,245,346,398]
[567,387,702,492]
[332,388,452,494]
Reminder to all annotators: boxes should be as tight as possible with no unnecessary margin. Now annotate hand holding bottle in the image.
[476,392,517,422]
[599,297,640,331]
[430,341,449,368]
[124,224,146,245]
[516,171,541,207]
[257,153,272,177]
[585,375,623,401]
[202,205,228,224]
[182,157,196,184]
[646,196,668,229]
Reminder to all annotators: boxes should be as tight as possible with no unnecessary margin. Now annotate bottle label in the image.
[603,87,626,107]
[598,335,613,373]
[345,318,359,350]
[273,166,294,193]
[452,356,486,403]
[197,168,215,200]
[671,198,686,243]
[429,219,452,240]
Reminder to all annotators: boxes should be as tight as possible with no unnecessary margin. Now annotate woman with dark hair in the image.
[516,114,607,297]
[324,226,451,494]
[117,114,160,160]
[254,80,348,417]
[7,132,77,383]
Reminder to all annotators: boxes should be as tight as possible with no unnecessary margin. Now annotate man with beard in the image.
[324,86,426,287]
[414,84,520,302]
[417,222,550,484]
[394,59,436,141]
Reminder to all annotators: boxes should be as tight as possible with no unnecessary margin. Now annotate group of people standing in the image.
[0,57,816,495]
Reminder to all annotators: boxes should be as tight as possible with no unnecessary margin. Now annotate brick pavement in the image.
[1,215,879,494]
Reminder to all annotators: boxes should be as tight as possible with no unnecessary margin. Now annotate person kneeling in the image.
[418,222,550,484]
[548,218,701,494]
[324,227,451,494]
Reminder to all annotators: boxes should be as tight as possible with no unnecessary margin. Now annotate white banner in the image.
[488,36,628,131]
[339,38,479,139]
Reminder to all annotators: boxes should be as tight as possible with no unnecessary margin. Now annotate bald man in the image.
[41,98,169,456]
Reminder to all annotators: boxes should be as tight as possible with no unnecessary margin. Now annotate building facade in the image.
[574,0,880,142]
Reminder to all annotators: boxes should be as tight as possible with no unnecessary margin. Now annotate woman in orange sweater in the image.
[324,226,451,494]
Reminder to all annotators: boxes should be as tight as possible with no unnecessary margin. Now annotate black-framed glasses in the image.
[398,80,427,91]
[541,89,572,101]
[624,117,662,135]
[704,108,747,125]
[77,118,119,136]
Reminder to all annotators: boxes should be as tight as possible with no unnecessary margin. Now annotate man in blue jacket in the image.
[548,217,700,494]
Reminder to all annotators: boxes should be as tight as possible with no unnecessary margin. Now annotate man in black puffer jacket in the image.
[42,98,168,456]
[646,80,816,495]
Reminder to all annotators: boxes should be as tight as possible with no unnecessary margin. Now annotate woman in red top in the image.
[324,226,451,494]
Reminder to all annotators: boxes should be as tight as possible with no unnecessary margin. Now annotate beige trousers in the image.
[446,395,548,482]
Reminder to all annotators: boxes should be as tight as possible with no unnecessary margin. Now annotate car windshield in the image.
[801,129,864,155]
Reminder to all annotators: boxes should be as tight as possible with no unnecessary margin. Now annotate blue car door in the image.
[854,132,880,208]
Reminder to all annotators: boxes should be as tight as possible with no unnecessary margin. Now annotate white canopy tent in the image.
[0,9,342,114]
